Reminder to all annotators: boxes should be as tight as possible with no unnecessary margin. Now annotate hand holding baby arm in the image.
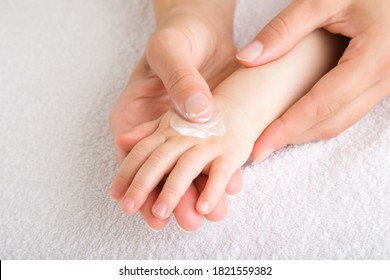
[109,0,240,230]
[111,100,254,219]
[111,29,342,225]
[237,0,390,160]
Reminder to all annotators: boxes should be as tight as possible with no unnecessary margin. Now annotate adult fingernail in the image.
[254,149,274,164]
[236,40,263,62]
[184,93,213,121]
[153,203,168,218]
[123,197,135,213]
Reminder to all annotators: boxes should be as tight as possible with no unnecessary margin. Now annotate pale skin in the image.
[110,0,240,231]
[111,30,345,222]
[110,0,388,231]
[237,0,390,161]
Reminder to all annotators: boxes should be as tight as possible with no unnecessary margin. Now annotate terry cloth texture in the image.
[0,0,389,259]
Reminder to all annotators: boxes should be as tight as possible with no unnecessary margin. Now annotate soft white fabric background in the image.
[1,0,389,259]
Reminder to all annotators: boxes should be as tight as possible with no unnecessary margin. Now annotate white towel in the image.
[0,0,389,259]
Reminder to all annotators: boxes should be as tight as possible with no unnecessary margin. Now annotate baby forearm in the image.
[214,29,345,138]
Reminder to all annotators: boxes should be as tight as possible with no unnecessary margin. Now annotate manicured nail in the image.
[198,201,210,213]
[254,149,274,164]
[153,203,167,218]
[236,40,263,62]
[184,93,213,120]
[123,197,135,213]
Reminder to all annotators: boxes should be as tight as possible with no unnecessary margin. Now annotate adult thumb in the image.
[236,0,327,67]
[146,30,214,123]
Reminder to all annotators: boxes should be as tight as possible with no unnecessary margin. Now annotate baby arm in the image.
[111,29,343,219]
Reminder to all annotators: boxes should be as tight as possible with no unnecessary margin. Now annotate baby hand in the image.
[110,98,255,219]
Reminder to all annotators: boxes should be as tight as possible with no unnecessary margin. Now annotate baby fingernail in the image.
[184,93,213,121]
[236,40,263,62]
[123,197,135,213]
[153,203,167,218]
[198,201,210,213]
[254,149,274,164]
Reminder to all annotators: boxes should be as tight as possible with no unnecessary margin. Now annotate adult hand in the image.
[236,0,390,161]
[110,0,241,231]
[145,0,238,123]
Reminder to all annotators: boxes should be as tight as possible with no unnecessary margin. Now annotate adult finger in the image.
[146,29,214,123]
[196,156,237,215]
[251,41,378,161]
[173,184,204,232]
[193,174,229,222]
[292,76,390,144]
[225,169,242,195]
[139,185,170,232]
[236,0,340,66]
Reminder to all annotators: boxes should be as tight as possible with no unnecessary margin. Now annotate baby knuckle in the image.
[130,180,146,193]
[213,159,234,174]
[177,156,197,174]
[129,144,147,163]
[162,185,180,198]
[148,153,166,169]
[115,173,128,185]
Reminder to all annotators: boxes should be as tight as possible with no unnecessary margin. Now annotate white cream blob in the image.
[170,111,226,138]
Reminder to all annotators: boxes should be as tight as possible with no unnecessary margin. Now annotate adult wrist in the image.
[154,0,235,29]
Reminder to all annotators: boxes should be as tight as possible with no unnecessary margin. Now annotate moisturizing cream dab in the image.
[170,111,226,138]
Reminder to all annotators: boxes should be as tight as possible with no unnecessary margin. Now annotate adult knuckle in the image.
[145,33,162,57]
[319,127,341,140]
[267,15,291,42]
[377,52,390,79]
[316,101,341,121]
[166,68,197,92]
[276,114,295,144]
[146,29,180,57]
